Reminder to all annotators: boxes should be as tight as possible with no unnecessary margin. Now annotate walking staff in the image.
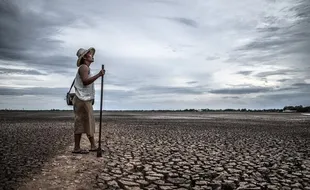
[97,64,105,157]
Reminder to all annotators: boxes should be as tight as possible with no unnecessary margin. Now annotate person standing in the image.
[72,47,105,154]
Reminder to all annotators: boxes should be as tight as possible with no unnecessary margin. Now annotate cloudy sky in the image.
[0,0,309,110]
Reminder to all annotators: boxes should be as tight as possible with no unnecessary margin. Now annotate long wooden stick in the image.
[97,64,104,157]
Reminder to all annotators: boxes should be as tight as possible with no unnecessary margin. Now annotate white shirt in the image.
[74,65,95,101]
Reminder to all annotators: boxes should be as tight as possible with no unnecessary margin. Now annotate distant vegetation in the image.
[282,105,310,113]
[116,105,310,113]
[1,105,309,112]
[0,109,68,112]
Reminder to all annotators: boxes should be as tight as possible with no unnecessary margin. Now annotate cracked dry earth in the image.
[1,111,310,190]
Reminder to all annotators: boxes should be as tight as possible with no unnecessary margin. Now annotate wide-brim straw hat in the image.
[76,47,96,67]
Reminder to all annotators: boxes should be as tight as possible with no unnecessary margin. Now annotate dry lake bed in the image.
[0,111,310,190]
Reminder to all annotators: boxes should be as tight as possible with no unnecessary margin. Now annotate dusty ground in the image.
[0,111,310,190]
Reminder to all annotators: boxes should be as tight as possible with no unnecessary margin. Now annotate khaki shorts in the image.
[73,96,95,137]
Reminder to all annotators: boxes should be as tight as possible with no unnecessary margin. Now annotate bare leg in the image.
[74,134,82,151]
[88,135,97,150]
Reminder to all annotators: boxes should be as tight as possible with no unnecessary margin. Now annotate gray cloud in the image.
[137,85,206,95]
[205,56,220,61]
[222,96,240,99]
[224,0,310,107]
[276,86,299,92]
[236,71,253,76]
[0,68,46,75]
[186,81,198,85]
[209,86,272,95]
[103,89,137,103]
[229,0,310,69]
[0,0,82,73]
[0,87,67,96]
[255,69,297,78]
[278,79,290,82]
[166,17,198,28]
[257,26,281,33]
[238,36,300,52]
[257,92,310,105]
[210,81,310,96]
[292,82,310,89]
[149,0,178,5]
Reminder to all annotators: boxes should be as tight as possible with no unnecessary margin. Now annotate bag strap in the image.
[68,67,80,93]
[68,79,75,93]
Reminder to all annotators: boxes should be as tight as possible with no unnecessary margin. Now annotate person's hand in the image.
[98,69,105,77]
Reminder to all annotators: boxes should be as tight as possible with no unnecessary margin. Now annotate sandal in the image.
[89,148,98,152]
[72,149,89,154]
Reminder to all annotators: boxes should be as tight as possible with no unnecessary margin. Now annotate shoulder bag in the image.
[66,79,75,106]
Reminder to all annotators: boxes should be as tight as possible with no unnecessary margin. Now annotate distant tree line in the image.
[283,105,310,112]
[120,106,309,113]
[1,105,309,112]
[182,108,283,112]
[182,106,310,113]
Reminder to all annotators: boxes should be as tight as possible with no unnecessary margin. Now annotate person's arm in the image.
[79,65,104,85]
